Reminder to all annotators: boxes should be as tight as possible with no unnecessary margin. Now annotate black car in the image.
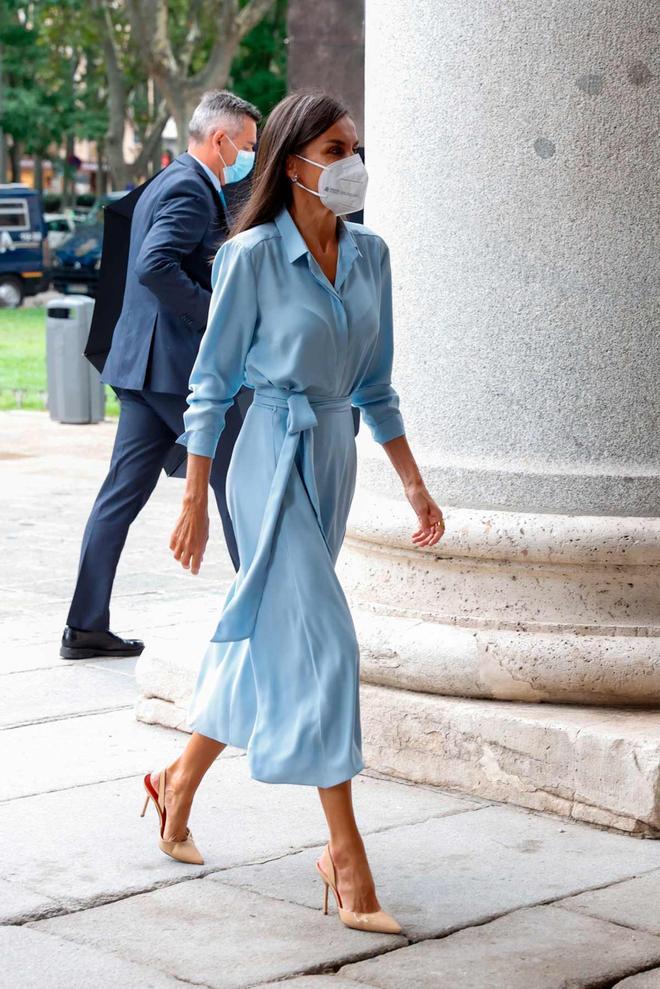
[51,192,127,297]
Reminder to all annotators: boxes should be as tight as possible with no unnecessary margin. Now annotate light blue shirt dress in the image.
[176,204,405,788]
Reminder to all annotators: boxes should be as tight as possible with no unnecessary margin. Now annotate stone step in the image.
[359,683,660,836]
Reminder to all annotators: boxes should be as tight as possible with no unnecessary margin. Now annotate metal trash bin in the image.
[46,296,105,423]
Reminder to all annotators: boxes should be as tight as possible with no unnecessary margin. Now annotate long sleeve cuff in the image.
[175,427,221,459]
[369,411,406,444]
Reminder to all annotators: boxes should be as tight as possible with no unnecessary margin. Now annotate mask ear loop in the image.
[217,137,228,173]
[218,133,240,172]
[291,154,324,198]
[291,175,322,198]
[295,153,327,170]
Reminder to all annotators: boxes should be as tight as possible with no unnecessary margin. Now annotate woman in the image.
[140,92,445,935]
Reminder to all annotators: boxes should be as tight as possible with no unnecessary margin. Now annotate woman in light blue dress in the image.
[141,93,444,934]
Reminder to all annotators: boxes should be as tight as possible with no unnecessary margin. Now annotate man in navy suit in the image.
[61,90,261,660]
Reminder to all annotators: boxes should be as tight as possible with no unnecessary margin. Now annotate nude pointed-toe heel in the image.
[140,768,204,865]
[315,842,402,935]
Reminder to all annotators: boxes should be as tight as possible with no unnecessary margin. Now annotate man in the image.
[60,90,261,660]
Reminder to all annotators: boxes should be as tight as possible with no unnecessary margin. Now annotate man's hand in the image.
[170,497,209,575]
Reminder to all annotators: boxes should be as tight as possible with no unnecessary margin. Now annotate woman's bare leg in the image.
[317,780,381,913]
[150,732,226,841]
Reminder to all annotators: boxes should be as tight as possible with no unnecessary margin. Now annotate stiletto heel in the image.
[140,768,204,865]
[314,842,402,934]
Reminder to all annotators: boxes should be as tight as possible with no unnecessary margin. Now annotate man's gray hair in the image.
[188,90,261,142]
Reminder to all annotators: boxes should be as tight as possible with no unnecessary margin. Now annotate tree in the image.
[0,0,287,191]
[92,0,170,187]
[126,0,276,152]
[0,1,77,186]
[230,0,287,112]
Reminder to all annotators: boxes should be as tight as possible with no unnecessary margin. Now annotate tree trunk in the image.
[9,140,20,182]
[33,155,43,192]
[0,43,6,184]
[96,139,108,196]
[173,97,191,154]
[150,83,163,175]
[62,134,75,208]
[0,133,7,184]
[105,131,128,190]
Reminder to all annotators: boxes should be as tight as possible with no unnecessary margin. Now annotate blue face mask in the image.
[220,135,255,184]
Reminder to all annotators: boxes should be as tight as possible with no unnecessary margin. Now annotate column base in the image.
[352,608,660,706]
[337,490,660,706]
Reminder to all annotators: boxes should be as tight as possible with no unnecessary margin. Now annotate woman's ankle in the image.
[165,763,197,799]
[328,834,366,866]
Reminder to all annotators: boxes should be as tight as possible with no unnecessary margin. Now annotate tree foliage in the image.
[0,0,287,186]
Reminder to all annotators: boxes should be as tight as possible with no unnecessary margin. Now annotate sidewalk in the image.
[2,409,660,989]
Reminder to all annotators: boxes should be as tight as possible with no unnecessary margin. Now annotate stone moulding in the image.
[337,490,660,705]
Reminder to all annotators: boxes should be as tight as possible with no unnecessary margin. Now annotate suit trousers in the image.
[66,385,250,632]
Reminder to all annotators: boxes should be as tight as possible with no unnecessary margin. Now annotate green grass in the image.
[0,306,119,416]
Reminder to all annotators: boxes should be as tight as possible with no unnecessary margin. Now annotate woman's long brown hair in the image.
[227,91,351,239]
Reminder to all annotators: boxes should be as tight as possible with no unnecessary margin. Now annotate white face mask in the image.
[292,152,368,215]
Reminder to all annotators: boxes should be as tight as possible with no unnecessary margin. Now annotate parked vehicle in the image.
[45,212,76,250]
[0,184,50,307]
[51,191,126,298]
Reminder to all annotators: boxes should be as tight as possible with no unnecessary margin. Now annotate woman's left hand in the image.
[405,481,445,547]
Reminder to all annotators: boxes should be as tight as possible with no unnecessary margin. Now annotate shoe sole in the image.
[60,645,145,660]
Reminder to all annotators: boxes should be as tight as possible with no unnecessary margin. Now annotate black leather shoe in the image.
[60,625,145,660]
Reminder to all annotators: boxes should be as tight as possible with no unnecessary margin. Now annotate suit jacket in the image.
[101,152,242,395]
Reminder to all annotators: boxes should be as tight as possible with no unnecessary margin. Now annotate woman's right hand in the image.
[169,496,209,575]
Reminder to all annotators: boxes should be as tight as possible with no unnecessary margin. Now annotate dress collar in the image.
[274,205,362,265]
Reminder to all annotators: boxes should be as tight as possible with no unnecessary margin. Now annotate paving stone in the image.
[0,411,233,643]
[340,904,660,989]
[0,611,78,647]
[258,980,379,988]
[2,601,222,661]
[0,708,243,802]
[78,656,139,675]
[2,641,65,673]
[0,753,475,919]
[0,665,137,727]
[0,925,188,988]
[557,869,660,935]
[0,879,60,924]
[614,969,660,988]
[211,804,660,940]
[30,879,407,989]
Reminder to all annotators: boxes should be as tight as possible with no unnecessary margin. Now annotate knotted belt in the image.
[211,386,352,643]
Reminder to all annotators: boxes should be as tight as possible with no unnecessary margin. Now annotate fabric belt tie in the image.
[211,387,352,643]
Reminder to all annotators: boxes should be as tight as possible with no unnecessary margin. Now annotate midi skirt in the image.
[186,386,365,788]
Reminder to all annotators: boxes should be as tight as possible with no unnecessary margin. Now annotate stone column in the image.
[338,0,660,834]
